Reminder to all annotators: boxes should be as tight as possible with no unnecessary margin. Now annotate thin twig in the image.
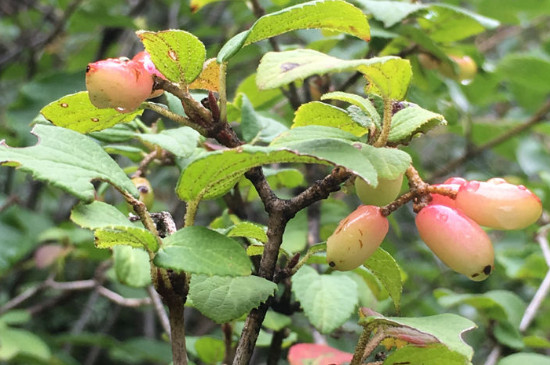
[97,286,152,307]
[147,285,171,337]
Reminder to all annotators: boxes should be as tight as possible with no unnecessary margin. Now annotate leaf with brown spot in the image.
[189,58,221,92]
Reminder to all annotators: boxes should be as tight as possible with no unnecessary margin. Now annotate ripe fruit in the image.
[355,174,403,207]
[326,205,389,271]
[416,204,494,281]
[439,55,478,82]
[429,177,467,208]
[132,51,165,98]
[456,179,542,230]
[86,57,154,113]
[131,177,154,210]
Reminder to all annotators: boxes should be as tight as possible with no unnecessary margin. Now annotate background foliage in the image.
[1,0,550,364]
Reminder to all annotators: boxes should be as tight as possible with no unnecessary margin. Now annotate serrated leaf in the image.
[137,30,206,84]
[256,49,411,100]
[0,124,138,203]
[388,103,446,144]
[154,226,251,276]
[176,145,328,202]
[292,266,357,334]
[293,102,367,137]
[189,275,277,323]
[217,0,370,62]
[113,246,152,288]
[71,201,159,252]
[321,91,381,127]
[276,137,378,185]
[361,312,476,360]
[189,58,221,91]
[41,92,143,133]
[363,247,402,311]
[227,222,268,243]
[136,127,200,158]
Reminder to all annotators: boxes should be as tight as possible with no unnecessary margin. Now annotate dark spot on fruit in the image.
[138,185,149,193]
[91,118,99,122]
[280,62,300,72]
[483,265,492,275]
[60,103,69,108]
[359,239,363,248]
[86,65,90,72]
[358,229,363,236]
[471,273,479,278]
[329,261,335,267]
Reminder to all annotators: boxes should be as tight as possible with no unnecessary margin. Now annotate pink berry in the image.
[443,177,467,186]
[456,180,542,230]
[86,57,154,113]
[416,204,494,281]
[132,51,165,98]
[326,205,389,271]
[430,183,461,208]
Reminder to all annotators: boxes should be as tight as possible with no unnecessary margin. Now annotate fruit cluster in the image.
[86,51,164,113]
[327,176,542,281]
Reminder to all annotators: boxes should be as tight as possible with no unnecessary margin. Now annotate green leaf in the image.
[113,246,152,288]
[263,311,292,331]
[175,145,327,202]
[388,103,447,144]
[355,0,424,28]
[240,95,288,143]
[154,226,252,276]
[293,102,367,137]
[363,247,402,311]
[494,321,524,350]
[272,125,360,143]
[361,312,476,360]
[227,222,268,243]
[0,124,138,203]
[436,289,526,328]
[0,327,51,361]
[217,0,370,62]
[384,344,469,365]
[41,92,143,133]
[498,353,550,365]
[137,30,206,84]
[271,137,377,185]
[136,127,200,159]
[321,91,381,127]
[0,310,31,325]
[282,209,309,253]
[256,49,412,100]
[195,337,225,364]
[189,275,277,323]
[292,266,358,334]
[357,143,411,180]
[71,201,159,252]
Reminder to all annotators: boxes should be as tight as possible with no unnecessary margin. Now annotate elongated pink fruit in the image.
[456,179,542,230]
[416,204,494,281]
[132,51,165,98]
[86,57,154,113]
[326,205,389,271]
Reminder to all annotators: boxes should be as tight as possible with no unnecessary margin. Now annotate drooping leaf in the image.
[357,143,411,180]
[71,201,159,252]
[137,30,206,84]
[360,311,476,361]
[321,91,381,127]
[154,226,251,276]
[188,58,221,91]
[292,266,358,334]
[256,49,411,100]
[388,103,446,144]
[40,92,143,133]
[0,124,138,202]
[363,247,403,311]
[227,222,268,243]
[136,127,200,158]
[189,275,277,323]
[217,0,370,62]
[175,145,327,202]
[113,246,152,288]
[293,102,367,137]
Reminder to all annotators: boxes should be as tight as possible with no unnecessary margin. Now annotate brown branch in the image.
[429,98,550,181]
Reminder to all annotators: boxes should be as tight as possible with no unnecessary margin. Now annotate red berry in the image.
[326,205,389,271]
[86,57,154,113]
[132,51,165,98]
[456,179,542,230]
[416,204,494,281]
[429,183,461,208]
